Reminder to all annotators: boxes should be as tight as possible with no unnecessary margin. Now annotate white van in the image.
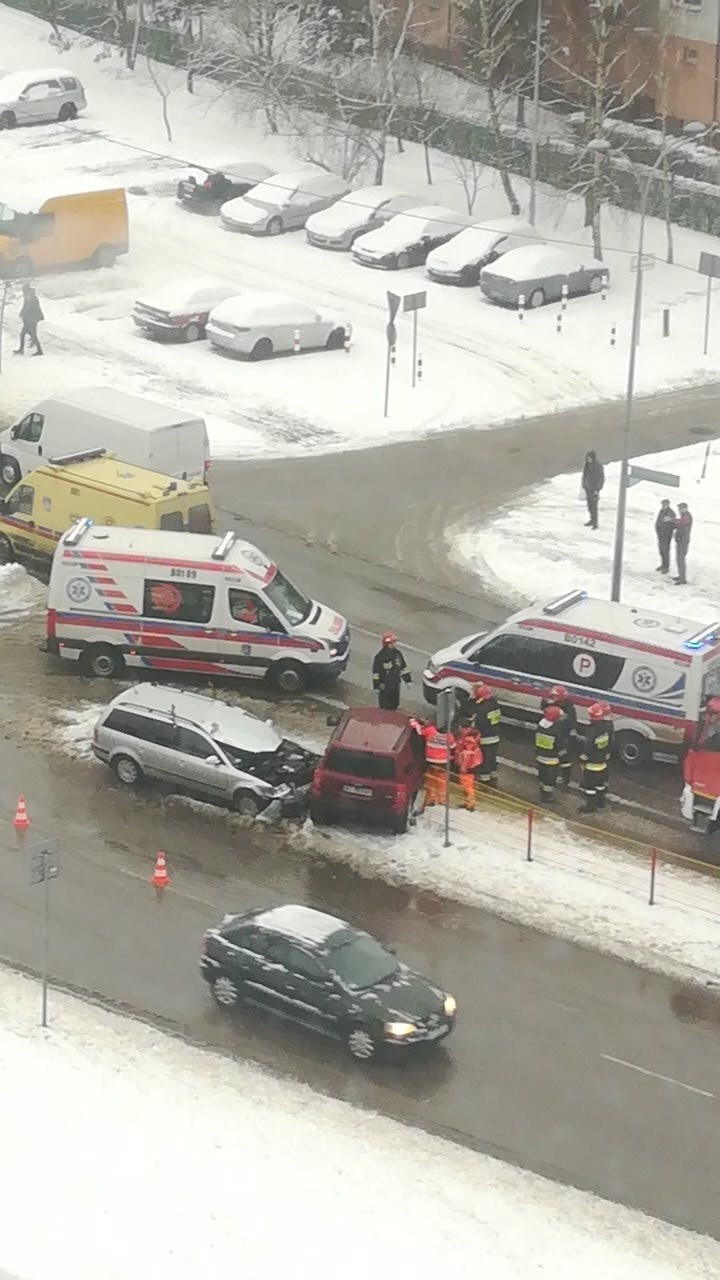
[423,590,720,765]
[0,388,210,488]
[45,524,350,692]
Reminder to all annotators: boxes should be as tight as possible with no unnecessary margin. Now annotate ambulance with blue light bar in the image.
[45,522,350,693]
[423,590,720,766]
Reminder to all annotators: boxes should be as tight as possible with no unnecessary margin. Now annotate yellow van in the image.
[0,449,215,570]
[0,185,128,277]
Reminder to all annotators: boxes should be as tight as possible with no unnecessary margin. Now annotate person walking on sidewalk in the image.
[372,632,411,710]
[581,450,605,530]
[471,683,501,786]
[673,503,693,586]
[14,283,44,356]
[654,499,676,575]
[535,704,562,803]
[579,702,613,814]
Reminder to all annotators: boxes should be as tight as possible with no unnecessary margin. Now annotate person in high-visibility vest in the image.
[454,726,483,811]
[579,701,613,813]
[412,719,455,808]
[535,704,562,802]
[471,683,501,786]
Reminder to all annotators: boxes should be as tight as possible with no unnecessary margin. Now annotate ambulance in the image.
[423,590,720,766]
[45,523,350,692]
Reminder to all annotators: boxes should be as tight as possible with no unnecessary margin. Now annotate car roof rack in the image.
[542,590,587,616]
[49,447,107,466]
[211,531,237,561]
[63,517,94,546]
[685,622,720,650]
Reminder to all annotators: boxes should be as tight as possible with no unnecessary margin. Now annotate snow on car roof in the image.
[136,278,234,308]
[109,685,282,753]
[59,526,278,582]
[487,244,601,279]
[223,161,274,182]
[253,904,346,946]
[1,178,120,214]
[211,291,317,326]
[0,68,77,97]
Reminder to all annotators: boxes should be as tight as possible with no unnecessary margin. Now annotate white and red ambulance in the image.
[45,521,350,692]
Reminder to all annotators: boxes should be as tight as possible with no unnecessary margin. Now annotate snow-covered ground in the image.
[451,441,719,622]
[2,965,719,1280]
[0,562,46,625]
[2,5,720,459]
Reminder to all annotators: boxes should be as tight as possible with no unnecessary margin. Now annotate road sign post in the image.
[699,251,720,356]
[436,688,456,849]
[384,291,401,418]
[403,290,427,389]
[626,465,680,489]
[0,280,10,375]
[30,840,59,1028]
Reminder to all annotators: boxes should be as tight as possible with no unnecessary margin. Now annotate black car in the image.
[200,903,457,1061]
[351,204,472,270]
[176,162,275,214]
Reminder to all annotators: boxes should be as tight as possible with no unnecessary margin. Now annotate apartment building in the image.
[660,0,720,124]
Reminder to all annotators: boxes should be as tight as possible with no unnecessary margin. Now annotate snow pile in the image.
[451,442,720,621]
[1,966,719,1280]
[50,703,103,758]
[0,562,45,624]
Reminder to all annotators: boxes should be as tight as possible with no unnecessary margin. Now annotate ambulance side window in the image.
[228,589,282,632]
[160,511,185,531]
[143,579,215,624]
[4,483,34,516]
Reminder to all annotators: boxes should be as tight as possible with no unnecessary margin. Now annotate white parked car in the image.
[206,292,350,360]
[0,68,86,129]
[132,278,240,342]
[352,205,473,270]
[426,218,542,286]
[220,167,350,235]
[306,187,420,250]
[480,245,609,308]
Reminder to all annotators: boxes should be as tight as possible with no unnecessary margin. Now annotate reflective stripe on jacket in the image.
[535,722,560,764]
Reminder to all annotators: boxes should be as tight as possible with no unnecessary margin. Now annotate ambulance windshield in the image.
[264,566,311,626]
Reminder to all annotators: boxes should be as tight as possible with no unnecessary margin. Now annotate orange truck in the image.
[681,697,720,833]
[0,184,128,277]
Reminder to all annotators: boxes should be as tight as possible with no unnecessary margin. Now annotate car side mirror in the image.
[205,754,221,765]
[326,713,340,727]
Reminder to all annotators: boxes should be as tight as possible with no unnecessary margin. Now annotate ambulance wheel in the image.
[0,457,20,486]
[84,644,124,679]
[0,534,14,564]
[614,730,649,767]
[270,660,307,694]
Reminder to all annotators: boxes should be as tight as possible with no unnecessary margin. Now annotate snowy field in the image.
[2,5,720,460]
[451,441,719,621]
[2,965,720,1280]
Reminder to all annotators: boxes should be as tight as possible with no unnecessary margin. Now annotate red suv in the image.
[310,707,425,834]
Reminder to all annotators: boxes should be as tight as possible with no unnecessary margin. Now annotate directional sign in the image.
[699,251,720,280]
[630,253,655,272]
[386,291,401,322]
[30,841,59,886]
[627,465,679,489]
[403,290,427,313]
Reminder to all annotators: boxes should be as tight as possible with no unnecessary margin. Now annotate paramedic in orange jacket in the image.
[412,719,455,808]
[454,727,483,811]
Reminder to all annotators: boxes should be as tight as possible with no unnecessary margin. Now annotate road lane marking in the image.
[601,1054,715,1099]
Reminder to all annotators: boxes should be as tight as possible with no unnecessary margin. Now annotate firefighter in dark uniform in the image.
[372,632,411,710]
[535,704,562,802]
[541,684,578,786]
[579,701,613,813]
[471,683,501,786]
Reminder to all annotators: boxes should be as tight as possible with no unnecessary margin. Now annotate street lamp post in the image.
[528,0,543,226]
[609,121,705,603]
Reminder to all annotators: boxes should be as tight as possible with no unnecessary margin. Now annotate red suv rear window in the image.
[325,747,397,781]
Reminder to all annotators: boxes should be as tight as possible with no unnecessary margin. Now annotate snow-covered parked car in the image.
[352,205,473,270]
[480,245,609,308]
[305,187,420,250]
[176,162,275,213]
[132,279,240,342]
[206,291,350,360]
[426,217,541,286]
[220,167,350,235]
[93,684,319,816]
[0,68,86,129]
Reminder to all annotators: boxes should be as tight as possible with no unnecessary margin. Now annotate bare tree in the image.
[460,0,530,215]
[447,154,486,213]
[145,52,175,141]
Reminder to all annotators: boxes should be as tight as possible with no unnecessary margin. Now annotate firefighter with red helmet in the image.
[541,684,578,786]
[535,704,563,801]
[411,718,455,808]
[471,683,501,786]
[454,726,483,811]
[579,702,613,813]
[372,632,411,710]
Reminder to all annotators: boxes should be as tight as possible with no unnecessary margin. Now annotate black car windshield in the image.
[265,566,312,626]
[329,935,398,989]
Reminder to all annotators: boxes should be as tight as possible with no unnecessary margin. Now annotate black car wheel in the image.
[0,110,16,129]
[528,287,545,308]
[392,805,411,835]
[83,644,124,679]
[212,974,241,1007]
[397,251,410,269]
[0,534,14,565]
[614,730,649,767]
[251,336,274,361]
[346,1025,378,1061]
[325,327,345,351]
[270,659,307,694]
[0,457,20,487]
[184,321,202,342]
[58,102,77,122]
[267,216,283,236]
[233,790,262,818]
[112,755,143,788]
[92,244,117,269]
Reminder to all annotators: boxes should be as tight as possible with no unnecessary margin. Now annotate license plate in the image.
[342,784,373,797]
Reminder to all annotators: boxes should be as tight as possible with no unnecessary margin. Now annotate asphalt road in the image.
[3,735,720,1240]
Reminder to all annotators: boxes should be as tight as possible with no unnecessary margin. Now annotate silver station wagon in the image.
[0,68,86,129]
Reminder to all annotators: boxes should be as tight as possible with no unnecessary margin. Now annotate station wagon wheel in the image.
[92,244,117,269]
[0,457,20,487]
[184,321,202,343]
[212,974,241,1007]
[0,110,16,129]
[267,216,283,236]
[251,336,273,361]
[614,729,649,767]
[0,534,14,565]
[58,102,77,122]
[232,790,262,818]
[83,644,124,679]
[346,1025,378,1061]
[528,287,545,308]
[112,755,143,788]
[270,659,307,695]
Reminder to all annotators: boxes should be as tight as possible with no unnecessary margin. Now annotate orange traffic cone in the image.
[151,850,170,890]
[13,795,30,831]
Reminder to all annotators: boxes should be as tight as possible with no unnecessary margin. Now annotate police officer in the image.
[372,632,411,710]
[579,701,613,813]
[535,704,562,802]
[471,683,501,786]
[541,684,577,786]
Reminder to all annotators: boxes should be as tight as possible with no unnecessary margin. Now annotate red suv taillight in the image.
[46,608,56,638]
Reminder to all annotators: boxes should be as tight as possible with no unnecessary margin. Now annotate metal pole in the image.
[443,749,451,848]
[42,857,49,1028]
[411,310,418,388]
[528,0,542,225]
[0,280,9,375]
[383,342,392,418]
[703,273,713,356]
